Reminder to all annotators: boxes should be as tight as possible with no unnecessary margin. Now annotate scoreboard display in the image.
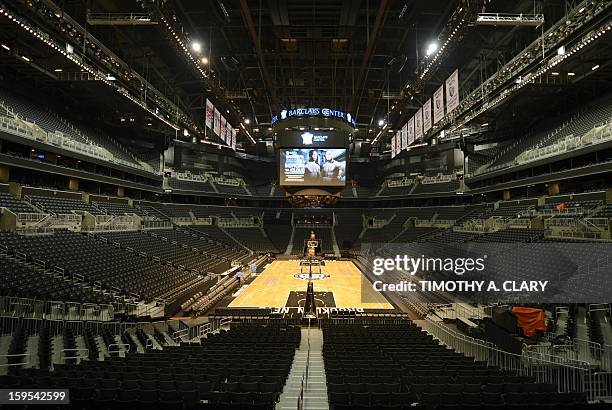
[277,130,348,187]
[277,130,348,148]
[280,148,346,186]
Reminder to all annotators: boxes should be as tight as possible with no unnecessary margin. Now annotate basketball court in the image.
[228,259,394,309]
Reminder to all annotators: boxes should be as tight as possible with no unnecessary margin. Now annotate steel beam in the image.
[476,13,544,27]
[86,12,157,26]
[349,0,390,113]
[239,0,277,108]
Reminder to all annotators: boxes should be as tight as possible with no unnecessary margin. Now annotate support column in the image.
[0,165,8,184]
[117,186,125,198]
[68,177,79,191]
[502,190,511,201]
[548,182,560,196]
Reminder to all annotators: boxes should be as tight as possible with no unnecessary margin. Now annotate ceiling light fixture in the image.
[191,41,202,53]
[425,41,438,57]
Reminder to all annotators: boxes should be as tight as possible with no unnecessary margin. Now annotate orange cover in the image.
[512,307,546,337]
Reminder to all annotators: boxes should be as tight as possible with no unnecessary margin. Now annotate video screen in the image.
[280,148,346,186]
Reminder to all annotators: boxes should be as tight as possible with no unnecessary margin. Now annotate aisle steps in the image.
[277,326,328,410]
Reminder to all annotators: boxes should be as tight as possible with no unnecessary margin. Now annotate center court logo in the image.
[301,132,314,145]
[294,273,329,281]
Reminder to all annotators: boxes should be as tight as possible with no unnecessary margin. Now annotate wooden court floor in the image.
[228,260,393,309]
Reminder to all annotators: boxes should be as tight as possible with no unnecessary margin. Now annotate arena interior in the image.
[0,0,611,409]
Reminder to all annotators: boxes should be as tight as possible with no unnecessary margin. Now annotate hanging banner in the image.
[446,69,459,113]
[205,99,214,129]
[397,130,403,157]
[231,128,237,150]
[391,133,396,158]
[433,85,444,124]
[213,108,221,135]
[423,98,432,133]
[407,116,415,146]
[220,116,227,142]
[401,123,408,151]
[396,132,401,157]
[222,123,228,143]
[415,108,423,141]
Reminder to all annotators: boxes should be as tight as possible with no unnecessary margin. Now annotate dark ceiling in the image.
[170,0,458,130]
[0,0,609,151]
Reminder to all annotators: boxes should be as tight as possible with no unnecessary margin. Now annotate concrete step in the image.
[95,336,108,360]
[24,335,39,369]
[51,335,63,365]
[75,335,89,361]
[277,327,328,410]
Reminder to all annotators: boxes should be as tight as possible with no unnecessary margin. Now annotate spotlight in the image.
[567,72,575,76]
[201,57,209,64]
[244,118,250,124]
[592,64,600,71]
[425,41,438,57]
[378,119,385,126]
[191,41,202,53]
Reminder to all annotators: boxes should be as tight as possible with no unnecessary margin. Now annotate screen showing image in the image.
[280,148,346,186]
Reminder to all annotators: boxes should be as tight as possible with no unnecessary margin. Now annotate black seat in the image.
[351,392,370,406]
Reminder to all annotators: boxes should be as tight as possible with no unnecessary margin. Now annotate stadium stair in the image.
[0,336,11,376]
[330,224,341,257]
[285,218,296,256]
[219,226,252,252]
[278,326,328,410]
[24,335,39,369]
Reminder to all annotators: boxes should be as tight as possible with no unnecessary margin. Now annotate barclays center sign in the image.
[271,107,357,127]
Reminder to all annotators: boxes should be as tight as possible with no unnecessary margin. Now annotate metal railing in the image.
[420,317,594,399]
[0,296,114,322]
[0,114,153,172]
[107,343,130,357]
[0,353,30,368]
[60,348,88,363]
[434,303,486,320]
[523,343,579,363]
[297,319,312,410]
[590,372,612,401]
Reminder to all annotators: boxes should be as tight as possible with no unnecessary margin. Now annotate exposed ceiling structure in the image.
[0,0,610,153]
[169,0,459,136]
